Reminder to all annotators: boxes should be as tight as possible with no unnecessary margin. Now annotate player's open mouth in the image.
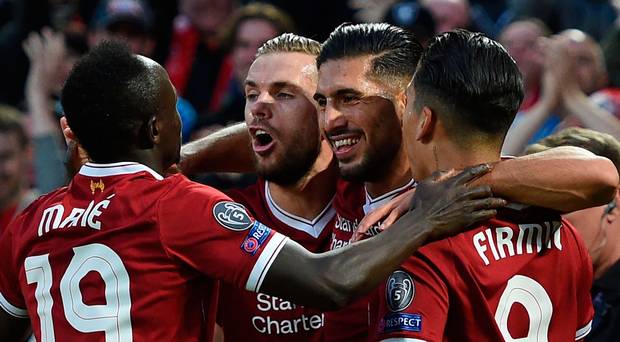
[251,128,276,155]
[329,135,362,160]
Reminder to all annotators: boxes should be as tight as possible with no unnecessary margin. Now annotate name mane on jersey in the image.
[473,221,562,266]
[330,214,359,249]
[37,194,115,237]
[252,293,324,335]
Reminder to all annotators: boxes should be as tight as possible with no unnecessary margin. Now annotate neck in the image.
[594,231,620,279]
[268,143,338,220]
[366,145,411,199]
[430,139,501,176]
[93,150,165,176]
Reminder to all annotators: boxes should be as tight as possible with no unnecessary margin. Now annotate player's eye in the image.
[316,97,327,108]
[342,94,360,105]
[245,91,259,101]
[276,92,294,99]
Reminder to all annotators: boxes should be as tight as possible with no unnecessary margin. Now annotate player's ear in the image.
[416,106,435,142]
[139,116,158,149]
[395,89,407,124]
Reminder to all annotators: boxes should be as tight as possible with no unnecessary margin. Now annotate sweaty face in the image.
[0,132,27,208]
[232,19,280,82]
[316,56,402,182]
[244,52,322,185]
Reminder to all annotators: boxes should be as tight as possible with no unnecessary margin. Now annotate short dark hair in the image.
[0,105,28,148]
[413,29,524,143]
[61,40,160,162]
[221,3,295,52]
[257,33,321,57]
[317,23,423,89]
[526,127,620,172]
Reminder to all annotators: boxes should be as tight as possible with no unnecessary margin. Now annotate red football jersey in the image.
[370,209,594,341]
[0,162,288,342]
[325,178,416,342]
[217,179,334,341]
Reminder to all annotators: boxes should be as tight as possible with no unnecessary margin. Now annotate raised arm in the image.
[178,122,254,175]
[261,165,506,310]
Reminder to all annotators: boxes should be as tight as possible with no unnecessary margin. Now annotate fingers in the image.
[451,164,492,185]
[467,209,498,224]
[465,197,507,211]
[357,206,388,233]
[460,184,493,199]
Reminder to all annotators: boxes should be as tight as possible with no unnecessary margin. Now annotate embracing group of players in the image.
[0,23,617,342]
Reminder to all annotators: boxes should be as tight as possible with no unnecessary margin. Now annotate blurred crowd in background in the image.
[2,0,620,220]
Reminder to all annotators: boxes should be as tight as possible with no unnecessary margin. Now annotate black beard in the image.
[338,133,402,183]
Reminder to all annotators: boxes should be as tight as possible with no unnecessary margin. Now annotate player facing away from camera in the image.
[370,30,599,341]
[0,41,507,342]
[216,34,336,341]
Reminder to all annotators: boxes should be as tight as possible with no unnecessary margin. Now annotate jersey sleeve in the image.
[372,247,451,341]
[158,177,288,292]
[0,220,28,319]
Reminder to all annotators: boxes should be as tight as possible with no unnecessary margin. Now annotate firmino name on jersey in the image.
[37,194,115,237]
[473,221,563,266]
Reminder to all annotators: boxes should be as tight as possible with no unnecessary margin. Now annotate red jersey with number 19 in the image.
[0,162,288,342]
[370,208,594,341]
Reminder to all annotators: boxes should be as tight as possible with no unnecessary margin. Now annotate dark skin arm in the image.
[261,165,506,310]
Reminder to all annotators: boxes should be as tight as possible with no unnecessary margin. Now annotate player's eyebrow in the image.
[271,81,303,93]
[245,80,258,88]
[334,88,363,97]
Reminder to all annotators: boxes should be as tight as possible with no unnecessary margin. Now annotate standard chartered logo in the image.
[252,293,324,335]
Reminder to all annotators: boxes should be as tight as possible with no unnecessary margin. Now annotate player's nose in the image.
[249,96,273,120]
[323,102,347,133]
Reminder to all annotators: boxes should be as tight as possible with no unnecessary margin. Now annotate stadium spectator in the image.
[198,2,295,131]
[509,0,617,41]
[383,1,436,46]
[165,0,237,117]
[23,28,87,192]
[88,0,156,57]
[0,107,38,233]
[503,29,620,155]
[498,19,550,111]
[0,0,50,107]
[526,127,620,341]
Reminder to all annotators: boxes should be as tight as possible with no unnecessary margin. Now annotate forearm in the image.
[26,85,57,137]
[261,214,431,310]
[502,102,555,156]
[475,146,618,212]
[563,91,620,137]
[179,122,254,175]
